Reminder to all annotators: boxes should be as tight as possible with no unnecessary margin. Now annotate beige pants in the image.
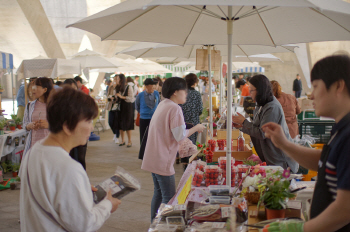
[17,106,25,121]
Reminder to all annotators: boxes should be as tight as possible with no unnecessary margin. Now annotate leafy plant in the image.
[10,114,17,120]
[1,161,13,173]
[15,176,21,182]
[9,123,16,127]
[12,163,20,172]
[0,119,6,130]
[243,159,258,166]
[257,169,295,210]
[14,117,22,126]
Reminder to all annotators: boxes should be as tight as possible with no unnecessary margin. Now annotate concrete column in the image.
[17,0,65,59]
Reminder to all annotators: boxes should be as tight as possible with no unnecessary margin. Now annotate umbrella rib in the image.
[188,45,195,59]
[239,6,278,19]
[217,5,228,18]
[237,45,251,58]
[188,5,222,19]
[137,48,154,58]
[254,7,276,47]
[102,6,158,40]
[175,5,219,19]
[233,6,244,19]
[183,9,204,46]
[310,7,350,35]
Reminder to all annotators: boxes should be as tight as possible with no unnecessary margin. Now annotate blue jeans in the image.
[151,173,176,221]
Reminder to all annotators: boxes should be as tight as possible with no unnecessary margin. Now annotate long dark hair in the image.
[34,77,54,103]
[249,75,274,106]
[116,74,126,93]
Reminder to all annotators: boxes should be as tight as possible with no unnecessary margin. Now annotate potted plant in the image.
[258,169,295,220]
[14,117,22,129]
[9,122,16,131]
[11,163,20,177]
[0,119,6,135]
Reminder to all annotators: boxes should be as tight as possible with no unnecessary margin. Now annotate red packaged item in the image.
[196,160,206,172]
[204,165,220,186]
[237,131,245,151]
[217,139,226,150]
[208,139,216,152]
[237,165,250,183]
[192,169,204,187]
[205,150,214,163]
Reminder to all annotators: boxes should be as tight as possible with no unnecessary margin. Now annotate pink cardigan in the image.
[141,99,189,176]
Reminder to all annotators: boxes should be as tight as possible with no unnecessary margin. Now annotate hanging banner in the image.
[196,48,221,71]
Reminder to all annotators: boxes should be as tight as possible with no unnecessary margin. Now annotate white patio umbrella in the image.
[68,0,350,186]
[0,51,15,113]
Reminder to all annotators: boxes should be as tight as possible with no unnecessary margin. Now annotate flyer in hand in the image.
[93,166,141,204]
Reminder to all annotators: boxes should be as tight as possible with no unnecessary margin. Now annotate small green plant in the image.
[1,161,13,173]
[10,114,17,120]
[14,117,22,126]
[15,176,21,182]
[12,163,20,172]
[9,123,16,127]
[243,159,258,166]
[0,119,6,130]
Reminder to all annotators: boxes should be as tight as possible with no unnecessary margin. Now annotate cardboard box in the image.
[285,200,302,218]
[298,97,313,112]
[212,144,252,162]
[217,129,250,143]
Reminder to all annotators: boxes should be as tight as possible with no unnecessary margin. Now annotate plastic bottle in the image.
[237,131,245,151]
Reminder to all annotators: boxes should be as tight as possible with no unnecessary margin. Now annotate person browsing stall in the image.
[141,77,205,221]
[74,76,89,95]
[236,79,250,106]
[19,87,121,231]
[262,55,350,232]
[136,78,160,160]
[232,75,298,173]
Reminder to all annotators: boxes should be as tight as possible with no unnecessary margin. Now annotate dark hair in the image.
[74,76,83,84]
[135,75,139,79]
[55,81,63,86]
[249,74,274,106]
[127,76,134,83]
[47,87,98,134]
[162,77,187,98]
[246,76,252,83]
[34,77,54,103]
[185,73,198,88]
[116,74,126,93]
[270,80,282,98]
[155,76,163,87]
[236,79,246,89]
[63,79,78,89]
[311,55,350,94]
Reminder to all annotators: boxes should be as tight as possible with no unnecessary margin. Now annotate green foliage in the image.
[10,114,17,120]
[12,163,20,172]
[0,119,6,130]
[258,170,295,210]
[1,161,13,173]
[200,108,209,122]
[9,123,16,127]
[14,117,22,125]
[243,159,258,166]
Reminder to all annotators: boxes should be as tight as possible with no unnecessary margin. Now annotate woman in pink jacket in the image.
[141,77,205,221]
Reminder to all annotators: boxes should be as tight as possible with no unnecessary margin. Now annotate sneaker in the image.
[115,138,120,144]
[113,134,116,141]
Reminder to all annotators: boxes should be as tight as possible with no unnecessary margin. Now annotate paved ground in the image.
[0,128,184,231]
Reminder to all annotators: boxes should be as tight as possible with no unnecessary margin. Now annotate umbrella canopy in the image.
[68,0,350,46]
[71,49,123,69]
[118,42,295,60]
[17,58,81,79]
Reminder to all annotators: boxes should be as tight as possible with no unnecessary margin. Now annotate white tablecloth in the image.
[0,129,27,159]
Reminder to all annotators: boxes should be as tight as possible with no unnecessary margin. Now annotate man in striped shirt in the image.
[262,55,350,232]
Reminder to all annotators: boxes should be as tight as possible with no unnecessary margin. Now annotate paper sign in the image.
[221,207,231,218]
[212,222,226,228]
[177,174,193,204]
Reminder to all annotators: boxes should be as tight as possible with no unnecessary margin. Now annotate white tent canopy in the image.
[17,58,81,79]
[71,49,123,69]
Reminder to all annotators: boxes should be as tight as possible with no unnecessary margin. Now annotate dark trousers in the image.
[139,118,151,160]
[108,111,120,137]
[69,143,88,170]
[295,91,301,98]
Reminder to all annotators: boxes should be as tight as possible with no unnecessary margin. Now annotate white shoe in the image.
[115,138,120,144]
[113,134,116,141]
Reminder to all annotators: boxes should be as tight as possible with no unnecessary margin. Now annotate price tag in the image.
[174,204,187,211]
[221,207,231,218]
[212,222,226,228]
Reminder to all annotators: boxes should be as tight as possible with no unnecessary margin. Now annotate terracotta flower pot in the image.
[265,208,286,220]
[17,125,22,129]
[10,126,16,131]
[12,171,18,178]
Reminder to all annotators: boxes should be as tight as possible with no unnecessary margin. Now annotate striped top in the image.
[30,101,49,147]
[325,161,338,200]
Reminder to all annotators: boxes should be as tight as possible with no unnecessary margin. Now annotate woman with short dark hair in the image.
[142,77,205,221]
[23,77,54,157]
[232,75,299,173]
[19,87,121,231]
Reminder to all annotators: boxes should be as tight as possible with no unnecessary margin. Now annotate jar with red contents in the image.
[204,165,220,186]
[208,139,216,152]
[196,160,206,172]
[192,169,204,187]
[217,139,226,150]
[205,150,214,163]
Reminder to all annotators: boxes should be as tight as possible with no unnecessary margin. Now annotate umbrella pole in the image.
[208,45,213,140]
[226,6,233,186]
[219,57,223,115]
[11,69,15,114]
